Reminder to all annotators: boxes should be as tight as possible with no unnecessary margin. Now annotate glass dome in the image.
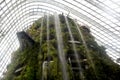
[0,0,120,79]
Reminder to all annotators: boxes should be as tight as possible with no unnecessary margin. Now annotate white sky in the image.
[0,0,120,77]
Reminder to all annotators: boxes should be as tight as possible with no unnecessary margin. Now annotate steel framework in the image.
[0,0,120,78]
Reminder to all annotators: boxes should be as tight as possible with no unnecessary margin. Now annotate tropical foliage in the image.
[2,14,120,80]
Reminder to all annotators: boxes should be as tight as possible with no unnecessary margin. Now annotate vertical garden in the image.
[2,14,120,80]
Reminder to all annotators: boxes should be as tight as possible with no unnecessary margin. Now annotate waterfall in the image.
[39,15,44,80]
[54,13,68,80]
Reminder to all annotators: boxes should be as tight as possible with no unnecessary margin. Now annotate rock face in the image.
[17,31,35,51]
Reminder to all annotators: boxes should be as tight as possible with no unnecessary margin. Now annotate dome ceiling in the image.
[0,0,120,77]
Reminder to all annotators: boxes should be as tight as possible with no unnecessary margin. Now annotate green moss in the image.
[3,14,120,80]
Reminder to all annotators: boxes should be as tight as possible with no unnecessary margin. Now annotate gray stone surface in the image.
[17,31,35,51]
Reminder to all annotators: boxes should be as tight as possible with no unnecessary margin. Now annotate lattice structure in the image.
[0,0,120,78]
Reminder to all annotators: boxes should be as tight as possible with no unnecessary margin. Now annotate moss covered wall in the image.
[2,14,120,80]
